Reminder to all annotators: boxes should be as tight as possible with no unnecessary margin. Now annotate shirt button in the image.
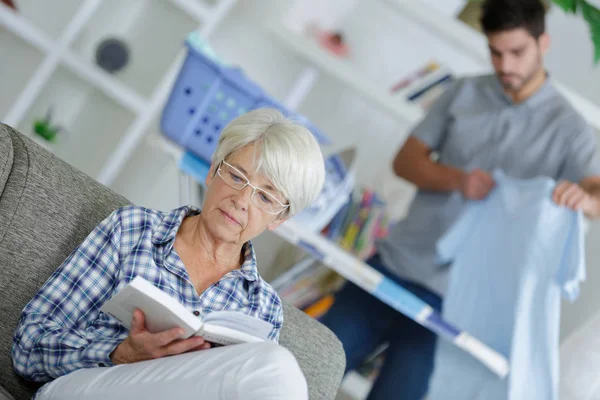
[193,311,200,316]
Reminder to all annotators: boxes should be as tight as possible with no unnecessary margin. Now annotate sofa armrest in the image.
[280,303,345,400]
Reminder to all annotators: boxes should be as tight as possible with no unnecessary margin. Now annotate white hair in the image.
[212,108,326,217]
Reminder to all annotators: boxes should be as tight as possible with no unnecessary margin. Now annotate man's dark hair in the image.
[480,0,546,39]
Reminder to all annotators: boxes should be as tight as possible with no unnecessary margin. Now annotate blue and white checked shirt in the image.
[12,205,283,383]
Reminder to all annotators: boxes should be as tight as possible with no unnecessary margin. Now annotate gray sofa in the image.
[0,123,345,399]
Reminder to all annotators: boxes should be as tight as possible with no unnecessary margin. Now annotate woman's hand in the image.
[110,309,211,365]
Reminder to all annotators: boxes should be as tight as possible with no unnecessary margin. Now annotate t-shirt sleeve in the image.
[437,200,483,264]
[412,79,462,150]
[556,211,586,302]
[558,123,600,183]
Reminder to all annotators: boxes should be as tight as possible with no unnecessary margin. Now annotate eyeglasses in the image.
[216,161,289,215]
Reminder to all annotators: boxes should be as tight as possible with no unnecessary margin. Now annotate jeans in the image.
[320,254,443,400]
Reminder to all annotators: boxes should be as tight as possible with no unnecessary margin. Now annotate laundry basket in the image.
[161,32,330,163]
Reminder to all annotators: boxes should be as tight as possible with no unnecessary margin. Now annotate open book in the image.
[100,276,274,346]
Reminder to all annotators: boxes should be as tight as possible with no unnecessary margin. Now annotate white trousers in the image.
[36,342,308,400]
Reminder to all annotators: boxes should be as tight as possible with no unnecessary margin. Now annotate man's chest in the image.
[439,107,568,179]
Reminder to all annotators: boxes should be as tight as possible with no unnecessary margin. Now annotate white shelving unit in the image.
[0,0,237,180]
[269,23,423,123]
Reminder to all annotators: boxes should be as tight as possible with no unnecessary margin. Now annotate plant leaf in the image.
[580,1,600,62]
[552,0,578,13]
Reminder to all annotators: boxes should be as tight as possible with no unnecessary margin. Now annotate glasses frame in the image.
[216,161,290,215]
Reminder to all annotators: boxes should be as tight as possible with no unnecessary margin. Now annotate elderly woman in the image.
[12,108,326,400]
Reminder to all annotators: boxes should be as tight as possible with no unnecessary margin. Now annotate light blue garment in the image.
[427,171,585,400]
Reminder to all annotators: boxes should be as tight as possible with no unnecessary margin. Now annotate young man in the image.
[321,1,600,399]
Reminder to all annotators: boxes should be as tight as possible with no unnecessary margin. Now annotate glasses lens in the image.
[252,189,285,214]
[219,163,247,190]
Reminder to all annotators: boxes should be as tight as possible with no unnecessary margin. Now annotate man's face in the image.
[487,28,549,92]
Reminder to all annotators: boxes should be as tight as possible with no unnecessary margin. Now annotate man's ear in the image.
[539,32,550,55]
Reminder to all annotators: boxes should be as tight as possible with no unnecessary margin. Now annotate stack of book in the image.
[272,186,391,319]
[322,186,391,260]
[271,258,345,318]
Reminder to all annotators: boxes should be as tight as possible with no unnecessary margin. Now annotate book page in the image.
[203,311,273,340]
[198,325,266,346]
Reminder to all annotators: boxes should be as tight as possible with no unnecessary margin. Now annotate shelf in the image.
[11,0,81,39]
[71,0,198,99]
[169,0,212,22]
[269,23,423,124]
[17,66,135,178]
[0,28,44,119]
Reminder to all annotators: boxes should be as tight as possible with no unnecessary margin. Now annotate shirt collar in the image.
[239,242,259,282]
[151,205,200,245]
[152,205,259,282]
[489,72,556,108]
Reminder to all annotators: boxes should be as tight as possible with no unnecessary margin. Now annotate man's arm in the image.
[393,136,464,192]
[393,136,495,199]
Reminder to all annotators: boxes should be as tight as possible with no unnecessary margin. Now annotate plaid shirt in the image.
[12,205,283,383]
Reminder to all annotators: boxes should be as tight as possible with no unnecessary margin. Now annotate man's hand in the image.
[110,309,211,365]
[458,169,496,200]
[552,180,599,216]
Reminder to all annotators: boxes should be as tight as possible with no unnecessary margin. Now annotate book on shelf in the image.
[274,186,392,319]
[100,276,273,346]
[406,72,455,110]
[303,294,335,319]
[274,258,345,311]
[323,186,391,260]
[390,61,441,93]
[292,147,356,233]
[390,61,455,111]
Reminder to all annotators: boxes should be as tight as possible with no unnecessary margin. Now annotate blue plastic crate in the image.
[161,32,330,163]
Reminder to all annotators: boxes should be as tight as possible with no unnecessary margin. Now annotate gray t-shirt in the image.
[376,74,600,296]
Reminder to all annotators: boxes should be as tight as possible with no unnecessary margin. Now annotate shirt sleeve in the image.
[412,78,463,150]
[267,303,284,343]
[558,124,600,183]
[437,199,484,264]
[12,209,124,382]
[556,211,586,302]
[260,285,283,343]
